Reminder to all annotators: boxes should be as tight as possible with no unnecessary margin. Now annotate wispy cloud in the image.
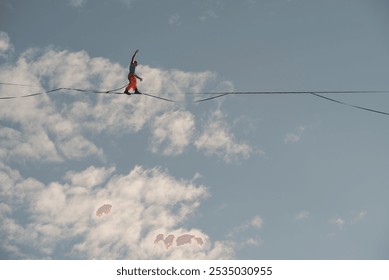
[350,210,367,224]
[199,9,218,22]
[195,109,256,163]
[228,215,263,237]
[169,14,182,26]
[69,0,87,8]
[250,215,263,228]
[119,0,135,8]
[0,31,13,58]
[329,210,367,229]
[327,210,368,238]
[227,215,264,248]
[241,236,263,247]
[329,217,345,228]
[284,126,305,144]
[295,210,310,221]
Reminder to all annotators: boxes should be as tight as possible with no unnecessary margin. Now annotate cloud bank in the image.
[0,32,257,259]
[0,163,234,259]
[0,40,255,162]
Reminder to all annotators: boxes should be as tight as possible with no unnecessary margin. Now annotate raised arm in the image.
[131,49,139,64]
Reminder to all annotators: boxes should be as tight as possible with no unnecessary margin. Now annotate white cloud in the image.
[328,210,367,230]
[250,215,263,228]
[351,210,367,224]
[295,210,310,221]
[69,0,87,8]
[1,33,251,166]
[0,164,234,259]
[169,14,182,26]
[284,133,300,144]
[0,49,120,162]
[64,166,115,188]
[195,109,255,162]
[226,214,264,250]
[0,42,223,163]
[227,215,263,236]
[0,162,45,206]
[119,0,135,8]
[0,35,246,259]
[141,65,216,96]
[58,135,104,160]
[242,236,263,247]
[199,10,219,22]
[0,31,13,58]
[329,217,345,228]
[0,126,61,163]
[151,110,195,155]
[284,126,305,144]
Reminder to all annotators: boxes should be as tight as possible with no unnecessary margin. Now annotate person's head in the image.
[134,60,138,66]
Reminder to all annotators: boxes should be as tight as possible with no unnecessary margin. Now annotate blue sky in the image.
[1,0,389,259]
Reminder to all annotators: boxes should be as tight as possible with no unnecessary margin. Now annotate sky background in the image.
[1,0,389,259]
